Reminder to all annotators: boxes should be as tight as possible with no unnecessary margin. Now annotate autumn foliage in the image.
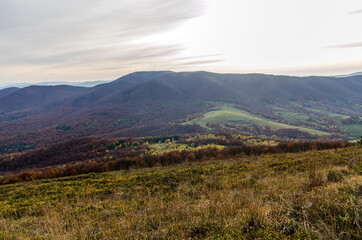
[0,138,349,185]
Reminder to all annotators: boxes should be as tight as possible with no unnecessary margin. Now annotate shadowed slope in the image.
[0,85,87,113]
[0,71,361,146]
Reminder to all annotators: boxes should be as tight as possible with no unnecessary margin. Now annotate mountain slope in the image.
[66,71,172,108]
[0,87,19,98]
[0,71,361,146]
[0,85,87,114]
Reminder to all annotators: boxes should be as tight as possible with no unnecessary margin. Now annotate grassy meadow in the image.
[341,124,362,138]
[185,105,329,136]
[182,102,362,140]
[0,146,361,239]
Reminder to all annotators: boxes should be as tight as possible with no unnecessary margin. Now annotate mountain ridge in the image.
[0,71,361,146]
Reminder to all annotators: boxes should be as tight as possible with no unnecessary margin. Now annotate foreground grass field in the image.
[0,146,361,239]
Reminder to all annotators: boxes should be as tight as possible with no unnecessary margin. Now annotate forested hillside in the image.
[0,71,361,149]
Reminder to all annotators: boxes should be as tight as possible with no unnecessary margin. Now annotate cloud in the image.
[269,60,362,77]
[348,9,362,14]
[0,0,206,82]
[327,42,362,48]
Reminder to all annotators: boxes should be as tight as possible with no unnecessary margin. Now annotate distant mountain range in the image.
[0,80,110,90]
[2,71,361,90]
[0,71,361,148]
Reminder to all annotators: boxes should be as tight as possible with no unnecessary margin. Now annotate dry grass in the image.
[0,146,361,239]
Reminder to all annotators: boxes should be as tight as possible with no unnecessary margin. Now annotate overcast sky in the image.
[0,0,362,84]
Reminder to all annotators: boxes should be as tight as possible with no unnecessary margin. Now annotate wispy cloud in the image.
[273,60,362,76]
[348,9,362,14]
[0,0,207,82]
[327,41,362,48]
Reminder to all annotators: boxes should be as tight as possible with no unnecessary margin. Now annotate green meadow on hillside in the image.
[182,102,362,140]
[185,105,329,135]
[302,106,362,137]
[0,146,361,239]
[285,103,362,138]
[341,124,362,137]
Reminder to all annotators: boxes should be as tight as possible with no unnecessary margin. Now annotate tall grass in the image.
[0,146,361,239]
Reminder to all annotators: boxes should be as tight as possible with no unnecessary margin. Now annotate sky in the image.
[0,0,362,84]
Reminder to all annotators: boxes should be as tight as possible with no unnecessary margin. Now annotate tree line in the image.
[0,140,350,185]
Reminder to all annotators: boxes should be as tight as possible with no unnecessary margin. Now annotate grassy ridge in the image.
[0,146,361,239]
[190,105,329,135]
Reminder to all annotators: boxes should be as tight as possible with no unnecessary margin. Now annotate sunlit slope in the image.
[187,105,329,135]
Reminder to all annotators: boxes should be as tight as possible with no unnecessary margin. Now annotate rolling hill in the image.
[0,85,87,114]
[0,71,361,148]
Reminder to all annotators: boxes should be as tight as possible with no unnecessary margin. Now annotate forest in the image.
[0,71,361,148]
[0,132,351,185]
